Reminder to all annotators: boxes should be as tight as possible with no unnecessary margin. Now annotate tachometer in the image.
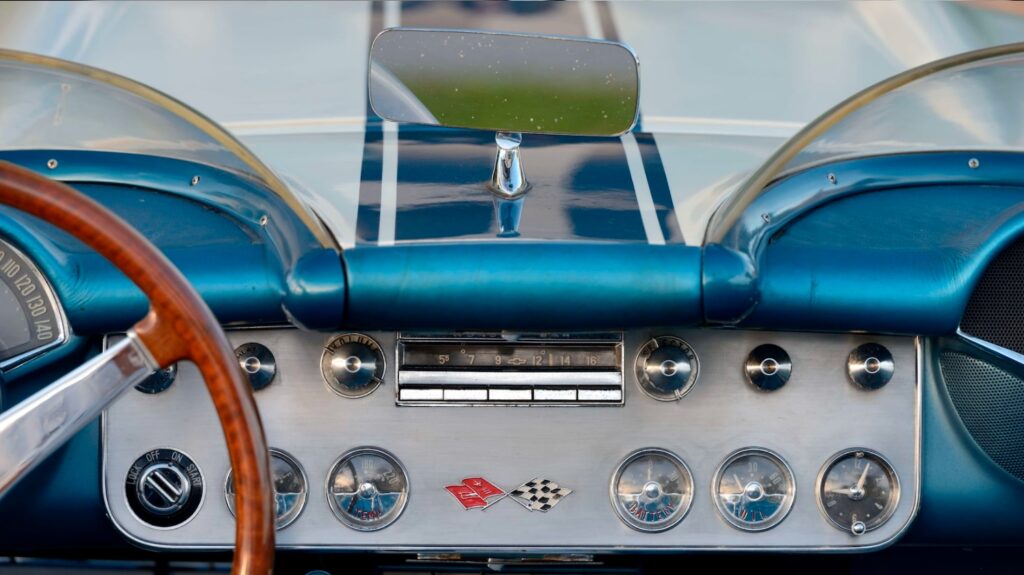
[713,448,795,531]
[0,238,65,370]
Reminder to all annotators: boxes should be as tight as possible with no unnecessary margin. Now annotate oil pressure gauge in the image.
[713,448,795,531]
[327,447,409,531]
[611,448,694,532]
[634,336,699,401]
[818,449,900,535]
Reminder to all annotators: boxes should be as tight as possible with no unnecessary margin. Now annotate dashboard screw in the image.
[968,158,980,169]
[259,215,269,226]
[190,175,201,186]
[761,213,771,223]
[46,159,58,170]
[827,173,837,184]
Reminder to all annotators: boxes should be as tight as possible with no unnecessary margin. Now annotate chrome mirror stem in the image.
[488,132,529,198]
[0,331,157,497]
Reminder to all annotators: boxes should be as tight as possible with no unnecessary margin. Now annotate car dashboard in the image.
[1,1,1024,571]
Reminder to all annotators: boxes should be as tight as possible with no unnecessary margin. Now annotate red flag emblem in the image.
[445,477,506,509]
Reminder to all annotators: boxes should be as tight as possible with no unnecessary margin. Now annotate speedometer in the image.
[0,238,66,371]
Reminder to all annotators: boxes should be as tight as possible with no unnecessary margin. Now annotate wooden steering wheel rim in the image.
[0,161,275,574]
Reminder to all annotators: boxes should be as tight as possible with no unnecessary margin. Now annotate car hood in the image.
[2,1,1023,247]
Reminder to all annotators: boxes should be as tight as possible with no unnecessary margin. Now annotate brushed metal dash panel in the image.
[103,329,919,552]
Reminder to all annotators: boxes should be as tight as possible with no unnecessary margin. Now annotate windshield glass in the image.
[0,49,278,185]
[781,52,1024,175]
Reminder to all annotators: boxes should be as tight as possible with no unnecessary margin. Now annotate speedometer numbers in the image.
[817,449,900,535]
[714,448,795,531]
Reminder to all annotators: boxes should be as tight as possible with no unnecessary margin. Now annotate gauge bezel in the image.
[633,335,700,402]
[609,447,694,533]
[224,447,308,531]
[0,237,68,372]
[815,447,901,534]
[325,446,410,532]
[320,333,386,399]
[712,447,796,532]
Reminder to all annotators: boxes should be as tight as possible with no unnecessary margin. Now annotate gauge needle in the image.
[733,474,745,494]
[856,463,871,492]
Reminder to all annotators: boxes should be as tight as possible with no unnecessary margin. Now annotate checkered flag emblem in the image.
[509,477,572,512]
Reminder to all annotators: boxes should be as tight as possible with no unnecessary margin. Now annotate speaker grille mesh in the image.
[961,236,1024,355]
[940,351,1024,481]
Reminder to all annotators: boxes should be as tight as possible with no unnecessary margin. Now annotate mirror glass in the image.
[369,28,639,136]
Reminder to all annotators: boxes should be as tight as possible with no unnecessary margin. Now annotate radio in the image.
[395,333,624,405]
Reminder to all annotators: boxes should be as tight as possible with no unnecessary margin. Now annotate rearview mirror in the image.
[368,28,639,137]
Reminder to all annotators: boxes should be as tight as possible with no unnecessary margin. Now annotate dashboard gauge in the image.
[321,333,386,398]
[634,336,699,401]
[611,448,693,532]
[226,449,307,530]
[714,448,795,531]
[327,447,409,531]
[818,449,900,535]
[0,238,65,371]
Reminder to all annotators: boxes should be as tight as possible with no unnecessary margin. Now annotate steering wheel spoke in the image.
[0,332,157,494]
[0,160,274,574]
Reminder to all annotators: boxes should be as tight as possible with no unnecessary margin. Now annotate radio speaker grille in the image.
[940,351,1024,481]
[961,236,1024,354]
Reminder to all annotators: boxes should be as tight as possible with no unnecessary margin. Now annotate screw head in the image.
[968,158,980,169]
[259,215,269,226]
[190,175,201,186]
[46,159,58,170]
[827,173,838,184]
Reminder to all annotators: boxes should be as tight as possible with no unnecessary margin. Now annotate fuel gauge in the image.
[817,449,900,535]
[611,448,693,532]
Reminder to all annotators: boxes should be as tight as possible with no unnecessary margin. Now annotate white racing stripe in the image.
[582,1,665,245]
[378,1,402,247]
[621,132,666,245]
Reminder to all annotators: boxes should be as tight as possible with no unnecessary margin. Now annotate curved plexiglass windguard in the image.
[0,50,331,246]
[781,52,1024,176]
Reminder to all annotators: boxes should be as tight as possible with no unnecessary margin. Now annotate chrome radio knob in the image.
[635,336,699,401]
[321,334,385,398]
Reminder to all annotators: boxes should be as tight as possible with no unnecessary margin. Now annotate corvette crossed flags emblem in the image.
[445,477,572,512]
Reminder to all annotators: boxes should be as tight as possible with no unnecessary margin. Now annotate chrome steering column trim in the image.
[0,331,157,497]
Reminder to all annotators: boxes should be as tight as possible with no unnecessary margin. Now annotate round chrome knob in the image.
[847,343,894,390]
[234,342,277,391]
[745,344,792,391]
[635,336,699,401]
[321,334,386,398]
[124,449,203,528]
